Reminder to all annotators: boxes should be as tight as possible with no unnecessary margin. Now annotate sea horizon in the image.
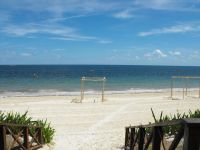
[1,65,200,97]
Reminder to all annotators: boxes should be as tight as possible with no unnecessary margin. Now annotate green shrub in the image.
[0,111,55,144]
[150,108,200,136]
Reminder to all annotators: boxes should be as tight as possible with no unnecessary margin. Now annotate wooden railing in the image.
[125,118,200,150]
[0,123,43,150]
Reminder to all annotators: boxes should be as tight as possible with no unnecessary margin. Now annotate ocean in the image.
[0,65,200,96]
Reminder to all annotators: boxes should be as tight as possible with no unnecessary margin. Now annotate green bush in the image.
[150,108,200,136]
[0,111,55,144]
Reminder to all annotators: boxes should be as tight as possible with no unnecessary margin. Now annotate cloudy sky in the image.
[0,0,200,65]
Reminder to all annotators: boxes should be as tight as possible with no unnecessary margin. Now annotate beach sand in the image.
[0,90,200,150]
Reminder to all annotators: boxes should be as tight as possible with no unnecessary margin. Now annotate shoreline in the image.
[0,87,200,98]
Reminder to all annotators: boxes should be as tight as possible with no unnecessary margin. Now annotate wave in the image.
[0,88,200,98]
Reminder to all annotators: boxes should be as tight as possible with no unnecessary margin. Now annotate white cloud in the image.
[135,56,140,60]
[113,10,134,19]
[144,49,167,59]
[155,49,167,57]
[0,0,123,16]
[189,51,200,59]
[1,23,100,41]
[44,14,90,23]
[20,52,32,57]
[2,24,75,36]
[133,0,200,11]
[169,51,181,56]
[98,40,112,44]
[138,24,200,36]
[1,0,198,20]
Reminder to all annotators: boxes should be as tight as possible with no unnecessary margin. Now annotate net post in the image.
[80,77,85,103]
[182,78,185,100]
[171,77,173,99]
[102,77,105,102]
[199,81,200,99]
[185,78,188,96]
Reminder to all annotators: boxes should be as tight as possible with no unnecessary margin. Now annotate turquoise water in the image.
[0,65,200,96]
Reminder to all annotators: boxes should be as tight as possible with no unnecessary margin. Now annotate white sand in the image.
[0,90,200,150]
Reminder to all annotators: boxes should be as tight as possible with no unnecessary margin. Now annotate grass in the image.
[0,111,55,144]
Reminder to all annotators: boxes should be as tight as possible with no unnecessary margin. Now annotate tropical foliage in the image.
[0,111,55,143]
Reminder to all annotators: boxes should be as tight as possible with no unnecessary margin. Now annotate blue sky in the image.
[0,0,200,65]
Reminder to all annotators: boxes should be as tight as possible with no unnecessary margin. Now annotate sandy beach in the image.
[0,90,200,150]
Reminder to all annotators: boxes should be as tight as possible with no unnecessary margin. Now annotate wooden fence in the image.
[125,118,200,150]
[0,123,43,150]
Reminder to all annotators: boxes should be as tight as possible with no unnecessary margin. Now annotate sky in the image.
[0,0,200,66]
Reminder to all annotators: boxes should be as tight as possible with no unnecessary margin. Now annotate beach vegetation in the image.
[0,111,55,144]
[149,108,200,136]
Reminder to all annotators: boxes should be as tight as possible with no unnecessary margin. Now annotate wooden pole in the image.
[37,127,43,144]
[183,123,200,150]
[23,127,30,149]
[199,81,200,99]
[171,78,173,99]
[152,127,163,150]
[185,78,188,96]
[138,128,145,150]
[183,78,185,100]
[125,127,129,149]
[80,78,84,103]
[82,80,84,101]
[130,128,135,150]
[0,125,6,150]
[80,78,82,103]
[102,79,105,102]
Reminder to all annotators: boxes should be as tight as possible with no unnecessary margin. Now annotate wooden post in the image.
[102,79,105,102]
[130,128,135,150]
[23,127,30,149]
[124,127,129,149]
[0,125,6,150]
[183,78,185,100]
[171,78,173,99]
[80,77,84,103]
[183,123,200,150]
[185,78,188,96]
[138,127,145,150]
[152,127,163,150]
[199,81,200,99]
[80,78,82,102]
[37,127,43,144]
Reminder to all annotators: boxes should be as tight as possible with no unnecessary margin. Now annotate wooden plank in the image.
[183,124,200,150]
[138,127,145,150]
[169,126,184,150]
[23,127,30,149]
[124,127,129,149]
[152,127,163,150]
[6,127,26,150]
[37,128,43,145]
[130,128,135,150]
[127,119,183,128]
[0,123,41,128]
[0,125,6,150]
